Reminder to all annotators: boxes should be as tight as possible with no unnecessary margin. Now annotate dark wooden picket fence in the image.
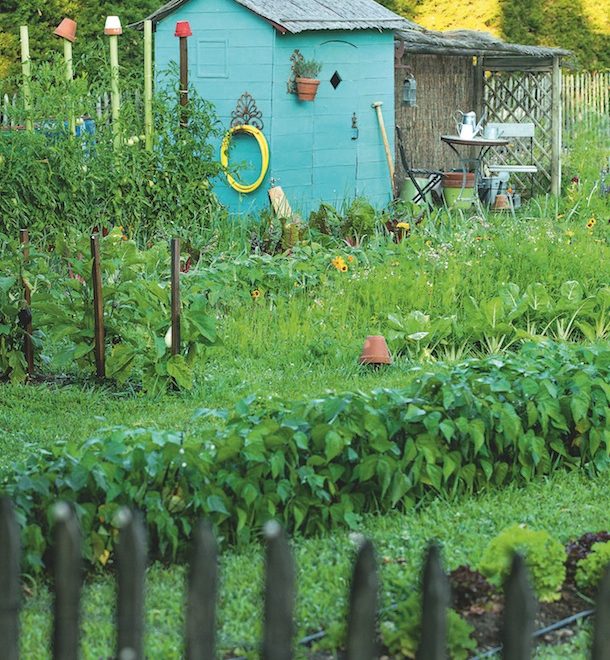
[1,497,610,660]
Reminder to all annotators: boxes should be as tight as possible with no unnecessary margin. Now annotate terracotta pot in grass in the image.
[359,335,392,366]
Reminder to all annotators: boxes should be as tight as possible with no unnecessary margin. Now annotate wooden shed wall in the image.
[395,54,476,178]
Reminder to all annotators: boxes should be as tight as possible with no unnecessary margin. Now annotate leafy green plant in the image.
[380,593,476,659]
[0,57,223,245]
[4,341,610,573]
[479,525,566,602]
[34,228,217,392]
[342,198,378,241]
[575,540,610,590]
[293,56,322,79]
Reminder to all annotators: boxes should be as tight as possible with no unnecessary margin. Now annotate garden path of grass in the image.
[16,468,607,658]
[0,352,427,473]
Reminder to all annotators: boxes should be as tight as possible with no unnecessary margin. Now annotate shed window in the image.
[197,40,228,78]
[330,71,342,89]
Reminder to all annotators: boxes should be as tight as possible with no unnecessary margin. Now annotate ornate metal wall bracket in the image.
[230,92,264,130]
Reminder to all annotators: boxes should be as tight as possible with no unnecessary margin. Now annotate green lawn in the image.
[1,203,608,657]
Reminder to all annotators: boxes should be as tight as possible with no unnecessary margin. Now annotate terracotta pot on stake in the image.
[359,335,392,366]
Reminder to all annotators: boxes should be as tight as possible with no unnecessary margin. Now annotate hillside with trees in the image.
[0,0,608,83]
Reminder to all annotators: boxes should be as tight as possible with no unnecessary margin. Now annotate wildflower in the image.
[347,255,355,263]
[565,229,574,239]
[251,289,261,299]
[340,264,348,272]
[586,217,596,229]
[331,256,347,271]
[396,222,410,231]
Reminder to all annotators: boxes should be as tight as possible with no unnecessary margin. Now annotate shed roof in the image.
[134,0,418,33]
[397,27,570,58]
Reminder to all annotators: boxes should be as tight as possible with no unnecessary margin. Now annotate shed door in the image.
[313,40,359,205]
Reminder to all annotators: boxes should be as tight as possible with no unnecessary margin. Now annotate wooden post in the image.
[501,553,535,660]
[592,564,610,660]
[0,498,20,660]
[143,20,153,151]
[63,39,75,136]
[551,56,562,197]
[52,503,82,660]
[186,521,217,659]
[90,234,105,379]
[19,26,33,132]
[170,238,181,356]
[262,521,294,660]
[175,22,192,129]
[116,509,147,660]
[19,229,34,376]
[372,101,395,195]
[179,38,188,128]
[416,544,449,660]
[346,539,378,660]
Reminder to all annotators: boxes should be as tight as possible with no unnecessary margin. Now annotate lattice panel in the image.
[483,71,553,196]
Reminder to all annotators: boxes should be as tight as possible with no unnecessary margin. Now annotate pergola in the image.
[395,27,571,196]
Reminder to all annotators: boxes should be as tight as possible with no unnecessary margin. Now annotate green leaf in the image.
[206,495,229,515]
[325,430,344,461]
[166,354,193,389]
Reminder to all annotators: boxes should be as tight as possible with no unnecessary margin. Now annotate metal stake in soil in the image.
[19,229,34,376]
[170,238,181,356]
[90,234,105,379]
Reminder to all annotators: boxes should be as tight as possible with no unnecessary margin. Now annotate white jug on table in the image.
[455,111,485,139]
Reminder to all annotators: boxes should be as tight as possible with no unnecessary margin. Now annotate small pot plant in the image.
[291,52,322,101]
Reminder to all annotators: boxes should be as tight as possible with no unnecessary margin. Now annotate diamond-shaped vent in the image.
[330,71,342,89]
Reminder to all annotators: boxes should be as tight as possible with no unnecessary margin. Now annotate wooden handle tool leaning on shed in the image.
[372,101,395,195]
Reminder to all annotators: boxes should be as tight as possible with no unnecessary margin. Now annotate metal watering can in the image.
[455,110,485,139]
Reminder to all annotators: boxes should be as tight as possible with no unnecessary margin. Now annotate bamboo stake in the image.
[170,238,181,356]
[90,234,105,379]
[19,229,34,377]
[63,39,75,136]
[144,20,153,151]
[19,26,32,132]
[105,17,122,150]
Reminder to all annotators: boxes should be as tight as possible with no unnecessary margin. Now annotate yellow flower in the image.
[99,549,111,566]
[396,222,410,231]
[347,255,355,263]
[331,256,347,271]
[340,264,348,272]
[251,289,261,299]
[586,217,596,229]
[565,229,574,238]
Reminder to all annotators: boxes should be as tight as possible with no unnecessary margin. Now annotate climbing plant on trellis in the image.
[482,69,554,196]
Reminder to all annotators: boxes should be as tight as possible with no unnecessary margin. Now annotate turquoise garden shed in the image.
[138,0,411,214]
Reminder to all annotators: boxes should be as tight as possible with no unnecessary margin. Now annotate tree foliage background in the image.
[0,0,608,82]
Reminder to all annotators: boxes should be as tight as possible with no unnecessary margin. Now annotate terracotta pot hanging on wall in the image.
[295,77,320,101]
